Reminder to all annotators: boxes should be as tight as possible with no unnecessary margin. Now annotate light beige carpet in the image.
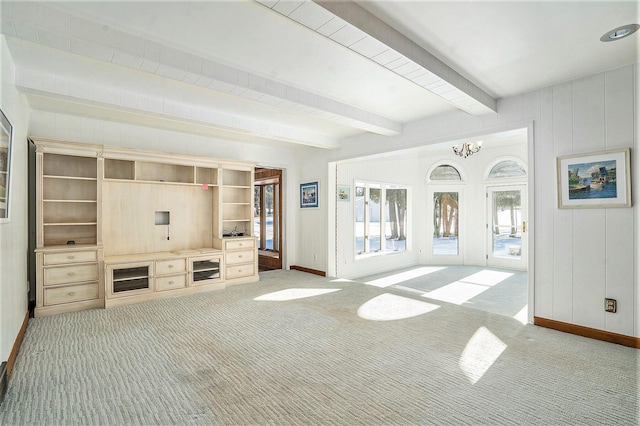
[0,270,637,425]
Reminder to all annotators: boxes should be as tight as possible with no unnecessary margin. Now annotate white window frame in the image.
[355,181,410,257]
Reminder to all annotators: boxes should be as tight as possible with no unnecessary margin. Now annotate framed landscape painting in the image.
[557,148,631,209]
[0,108,12,222]
[300,181,319,208]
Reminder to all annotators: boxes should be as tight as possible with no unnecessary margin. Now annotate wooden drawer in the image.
[225,238,255,251]
[226,263,255,279]
[44,263,99,286]
[226,250,254,265]
[156,274,187,291]
[44,282,99,306]
[44,250,97,265]
[156,258,186,276]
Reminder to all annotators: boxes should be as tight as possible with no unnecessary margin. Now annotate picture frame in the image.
[0,108,13,223]
[557,148,631,209]
[337,185,350,202]
[300,181,319,208]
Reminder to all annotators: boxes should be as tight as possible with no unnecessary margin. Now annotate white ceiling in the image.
[1,1,638,149]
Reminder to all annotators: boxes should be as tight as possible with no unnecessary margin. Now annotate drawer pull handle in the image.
[238,255,243,258]
[168,265,174,268]
[67,272,75,276]
[68,292,75,296]
[169,281,174,285]
[68,256,75,260]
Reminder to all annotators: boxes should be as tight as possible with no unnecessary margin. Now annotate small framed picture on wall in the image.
[337,185,350,202]
[300,181,319,208]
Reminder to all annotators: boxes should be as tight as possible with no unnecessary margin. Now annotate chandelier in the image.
[452,141,482,158]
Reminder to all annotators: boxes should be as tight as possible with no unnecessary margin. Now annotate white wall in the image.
[327,140,527,279]
[296,64,637,337]
[0,35,30,362]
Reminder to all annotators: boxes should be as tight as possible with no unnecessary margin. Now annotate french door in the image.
[427,186,464,264]
[486,185,527,270]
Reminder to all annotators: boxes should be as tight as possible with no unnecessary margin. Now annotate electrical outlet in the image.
[313,254,318,261]
[605,298,617,313]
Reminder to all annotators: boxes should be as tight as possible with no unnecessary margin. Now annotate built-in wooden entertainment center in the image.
[34,139,258,317]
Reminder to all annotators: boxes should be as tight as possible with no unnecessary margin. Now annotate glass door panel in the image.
[487,185,527,270]
[355,186,365,254]
[427,186,463,264]
[433,192,459,255]
[368,188,381,252]
[265,184,276,250]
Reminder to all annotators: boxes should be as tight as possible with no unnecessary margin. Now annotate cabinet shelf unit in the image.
[40,154,100,247]
[34,139,258,316]
[218,167,254,238]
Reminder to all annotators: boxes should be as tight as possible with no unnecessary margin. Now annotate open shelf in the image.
[43,153,97,178]
[105,159,135,180]
[196,167,218,185]
[222,204,252,221]
[43,224,97,246]
[43,177,97,201]
[222,169,251,187]
[136,161,194,183]
[43,201,97,224]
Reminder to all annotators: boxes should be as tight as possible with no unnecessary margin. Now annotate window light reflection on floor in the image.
[358,293,440,321]
[459,326,507,384]
[459,270,513,286]
[423,281,488,305]
[513,305,528,325]
[254,288,341,301]
[422,269,513,305]
[364,267,446,288]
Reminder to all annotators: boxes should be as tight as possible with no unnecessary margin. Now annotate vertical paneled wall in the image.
[535,67,635,336]
[0,36,30,362]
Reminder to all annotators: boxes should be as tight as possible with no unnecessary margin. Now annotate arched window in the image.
[487,160,526,179]
[430,165,461,181]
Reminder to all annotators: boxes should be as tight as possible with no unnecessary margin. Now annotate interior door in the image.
[254,168,283,270]
[427,186,464,264]
[486,185,527,270]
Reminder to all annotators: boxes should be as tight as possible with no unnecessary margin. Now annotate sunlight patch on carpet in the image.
[254,288,341,301]
[363,267,446,288]
[513,305,528,324]
[422,281,488,305]
[459,327,507,384]
[358,293,439,321]
[461,270,513,286]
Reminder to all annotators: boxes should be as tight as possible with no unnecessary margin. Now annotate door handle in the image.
[522,221,527,233]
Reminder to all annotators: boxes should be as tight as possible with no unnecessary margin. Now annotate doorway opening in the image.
[254,168,283,271]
